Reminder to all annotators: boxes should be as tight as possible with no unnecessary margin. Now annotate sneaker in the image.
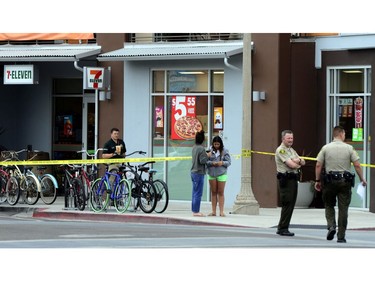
[276,230,295,236]
[337,238,347,243]
[327,227,336,240]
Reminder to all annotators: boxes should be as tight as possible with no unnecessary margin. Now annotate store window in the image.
[151,69,224,201]
[167,70,208,93]
[211,70,224,93]
[152,70,165,93]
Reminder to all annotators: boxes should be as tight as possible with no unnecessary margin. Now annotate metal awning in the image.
[0,44,101,62]
[97,41,243,61]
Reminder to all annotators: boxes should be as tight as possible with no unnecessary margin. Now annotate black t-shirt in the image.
[103,138,126,158]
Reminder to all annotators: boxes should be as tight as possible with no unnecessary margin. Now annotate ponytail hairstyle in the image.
[195,130,205,145]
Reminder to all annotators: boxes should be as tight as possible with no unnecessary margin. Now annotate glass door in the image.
[327,67,371,208]
[52,78,83,160]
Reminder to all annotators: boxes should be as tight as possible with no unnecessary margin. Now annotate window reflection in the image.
[167,70,208,93]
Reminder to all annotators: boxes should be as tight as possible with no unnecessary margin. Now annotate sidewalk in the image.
[2,196,375,230]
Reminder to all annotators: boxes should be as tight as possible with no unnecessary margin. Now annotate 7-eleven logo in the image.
[88,68,104,89]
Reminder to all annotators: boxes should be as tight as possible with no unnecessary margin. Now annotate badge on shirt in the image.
[280,149,285,154]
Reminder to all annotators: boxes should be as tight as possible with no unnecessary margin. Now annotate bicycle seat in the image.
[148,169,157,175]
[138,166,150,172]
[118,166,127,172]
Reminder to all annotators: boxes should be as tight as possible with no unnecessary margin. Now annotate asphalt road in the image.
[1,212,375,248]
[1,212,375,281]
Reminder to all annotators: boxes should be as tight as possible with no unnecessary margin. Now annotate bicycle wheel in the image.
[138,180,157,213]
[114,179,131,213]
[127,178,138,211]
[153,179,169,213]
[80,174,89,204]
[72,178,85,211]
[90,178,110,212]
[40,175,58,205]
[6,176,20,206]
[0,173,8,203]
[22,175,40,205]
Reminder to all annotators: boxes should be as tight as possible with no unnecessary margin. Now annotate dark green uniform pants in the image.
[277,178,298,231]
[322,180,352,240]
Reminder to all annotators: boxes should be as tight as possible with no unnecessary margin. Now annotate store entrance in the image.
[52,78,96,160]
[327,67,371,208]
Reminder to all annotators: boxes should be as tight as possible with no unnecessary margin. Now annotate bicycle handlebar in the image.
[59,163,81,169]
[77,148,107,158]
[140,161,156,167]
[125,160,155,169]
[125,151,147,157]
[1,148,30,161]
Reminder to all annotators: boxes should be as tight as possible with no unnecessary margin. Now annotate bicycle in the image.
[60,164,85,211]
[26,149,59,205]
[2,149,40,206]
[123,152,158,214]
[35,165,59,205]
[89,163,131,213]
[142,161,169,213]
[76,148,103,204]
[0,164,11,204]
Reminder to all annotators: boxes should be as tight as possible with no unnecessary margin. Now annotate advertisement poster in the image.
[354,97,363,128]
[352,128,363,141]
[63,115,73,137]
[213,107,223,129]
[338,98,353,118]
[155,106,164,128]
[171,96,197,140]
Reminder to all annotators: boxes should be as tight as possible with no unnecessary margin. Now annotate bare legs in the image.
[209,179,226,216]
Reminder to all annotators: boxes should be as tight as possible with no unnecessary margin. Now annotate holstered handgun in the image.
[343,171,355,187]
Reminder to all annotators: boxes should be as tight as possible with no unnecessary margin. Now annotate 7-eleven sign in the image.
[83,67,109,90]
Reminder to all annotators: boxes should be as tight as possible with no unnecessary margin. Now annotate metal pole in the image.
[95,89,98,159]
[232,33,260,215]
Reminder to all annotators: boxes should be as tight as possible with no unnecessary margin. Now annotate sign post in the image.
[83,67,111,155]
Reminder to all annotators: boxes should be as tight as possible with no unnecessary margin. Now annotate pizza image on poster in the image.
[174,116,203,140]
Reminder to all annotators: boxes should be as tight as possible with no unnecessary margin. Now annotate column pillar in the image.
[232,33,260,215]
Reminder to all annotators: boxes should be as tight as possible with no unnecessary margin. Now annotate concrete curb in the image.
[31,208,251,228]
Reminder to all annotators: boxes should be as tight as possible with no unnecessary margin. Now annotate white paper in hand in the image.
[356,183,366,200]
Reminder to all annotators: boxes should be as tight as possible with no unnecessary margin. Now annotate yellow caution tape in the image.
[0,150,373,168]
[0,156,191,166]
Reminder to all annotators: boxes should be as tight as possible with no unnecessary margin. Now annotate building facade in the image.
[0,33,373,212]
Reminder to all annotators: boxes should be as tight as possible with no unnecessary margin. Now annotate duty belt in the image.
[328,171,345,180]
[324,171,355,186]
[277,172,299,180]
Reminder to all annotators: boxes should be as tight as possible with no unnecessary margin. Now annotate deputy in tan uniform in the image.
[275,130,305,236]
[315,125,367,243]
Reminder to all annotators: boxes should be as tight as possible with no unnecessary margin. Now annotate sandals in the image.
[208,213,216,216]
[193,212,205,217]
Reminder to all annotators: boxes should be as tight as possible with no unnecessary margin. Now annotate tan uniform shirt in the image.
[275,143,300,173]
[316,139,359,172]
